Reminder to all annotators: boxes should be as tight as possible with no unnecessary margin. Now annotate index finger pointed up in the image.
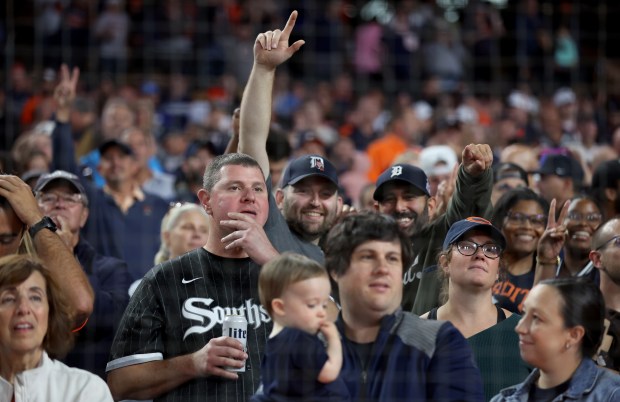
[281,10,299,40]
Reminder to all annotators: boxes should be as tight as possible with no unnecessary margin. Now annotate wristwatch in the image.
[28,216,58,238]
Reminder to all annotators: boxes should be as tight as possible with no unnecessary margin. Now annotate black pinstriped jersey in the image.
[108,248,272,401]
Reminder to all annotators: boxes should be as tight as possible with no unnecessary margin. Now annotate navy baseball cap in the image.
[373,164,431,201]
[99,139,134,157]
[536,154,583,183]
[443,217,506,250]
[280,155,339,187]
[34,170,89,205]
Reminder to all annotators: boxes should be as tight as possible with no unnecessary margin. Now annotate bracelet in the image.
[536,256,560,266]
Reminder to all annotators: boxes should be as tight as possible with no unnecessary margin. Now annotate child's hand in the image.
[319,321,339,343]
[317,321,343,383]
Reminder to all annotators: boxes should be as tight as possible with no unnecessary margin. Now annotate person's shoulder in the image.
[92,252,129,272]
[151,248,206,277]
[141,191,170,210]
[488,389,511,402]
[394,311,450,352]
[45,355,111,389]
[596,364,620,386]
[398,311,448,332]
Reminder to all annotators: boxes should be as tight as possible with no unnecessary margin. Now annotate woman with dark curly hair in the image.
[0,255,111,401]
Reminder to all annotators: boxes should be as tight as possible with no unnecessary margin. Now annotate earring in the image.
[565,343,571,350]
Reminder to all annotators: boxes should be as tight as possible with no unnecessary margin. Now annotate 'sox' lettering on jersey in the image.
[182,298,271,340]
[391,165,403,178]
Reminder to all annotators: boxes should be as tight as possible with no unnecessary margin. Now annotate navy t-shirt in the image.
[254,327,349,402]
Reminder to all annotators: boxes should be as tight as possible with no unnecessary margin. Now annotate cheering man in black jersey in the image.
[107,153,277,402]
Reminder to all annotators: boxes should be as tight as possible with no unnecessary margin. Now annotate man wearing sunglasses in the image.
[590,217,620,372]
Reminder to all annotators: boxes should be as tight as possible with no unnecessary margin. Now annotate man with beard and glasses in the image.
[237,10,340,264]
[373,144,494,314]
[589,217,620,372]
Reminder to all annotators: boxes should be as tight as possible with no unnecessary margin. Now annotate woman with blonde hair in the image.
[154,203,209,265]
[129,203,209,296]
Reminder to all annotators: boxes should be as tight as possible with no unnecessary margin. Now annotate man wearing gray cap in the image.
[34,170,131,377]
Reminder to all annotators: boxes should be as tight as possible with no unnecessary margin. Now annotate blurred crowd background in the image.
[1,0,620,207]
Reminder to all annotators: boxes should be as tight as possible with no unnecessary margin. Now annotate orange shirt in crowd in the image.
[366,133,409,182]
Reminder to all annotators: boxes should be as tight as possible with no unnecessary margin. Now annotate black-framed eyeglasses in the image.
[566,212,602,223]
[596,236,620,251]
[456,240,501,259]
[505,211,546,228]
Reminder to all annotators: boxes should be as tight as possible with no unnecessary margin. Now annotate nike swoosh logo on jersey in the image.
[182,277,203,284]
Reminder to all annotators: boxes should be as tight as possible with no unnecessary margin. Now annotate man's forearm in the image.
[107,355,196,400]
[239,63,276,177]
[32,230,94,322]
[447,166,493,221]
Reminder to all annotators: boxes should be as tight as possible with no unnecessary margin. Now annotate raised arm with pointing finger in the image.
[239,10,305,179]
[238,12,341,263]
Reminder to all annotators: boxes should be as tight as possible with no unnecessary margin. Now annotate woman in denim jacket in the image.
[491,278,620,402]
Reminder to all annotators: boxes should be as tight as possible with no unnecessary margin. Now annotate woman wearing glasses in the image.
[422,217,530,401]
[490,188,549,313]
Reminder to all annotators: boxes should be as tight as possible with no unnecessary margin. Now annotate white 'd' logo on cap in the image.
[310,156,325,171]
[391,166,403,178]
